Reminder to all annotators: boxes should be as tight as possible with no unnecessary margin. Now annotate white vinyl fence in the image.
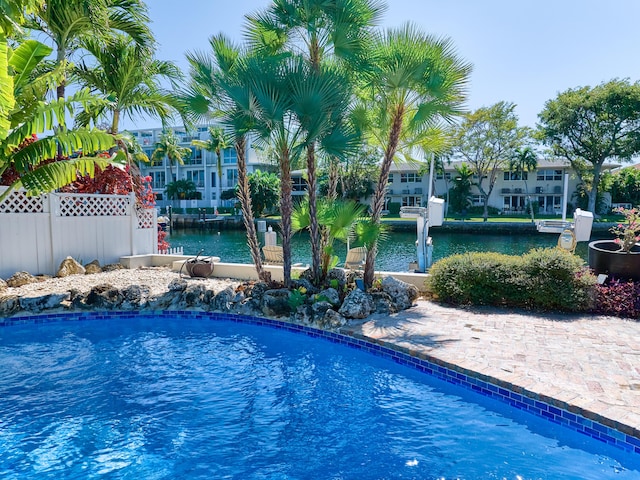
[0,187,157,278]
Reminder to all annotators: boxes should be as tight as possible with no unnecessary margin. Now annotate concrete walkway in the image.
[342,300,640,439]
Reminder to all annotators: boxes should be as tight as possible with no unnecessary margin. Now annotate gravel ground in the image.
[3,267,240,298]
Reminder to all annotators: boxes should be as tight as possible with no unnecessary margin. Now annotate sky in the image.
[122,0,640,132]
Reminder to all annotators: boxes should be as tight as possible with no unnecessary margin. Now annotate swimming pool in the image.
[0,312,638,479]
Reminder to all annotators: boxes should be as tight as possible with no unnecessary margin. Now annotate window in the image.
[471,195,483,206]
[292,176,307,192]
[211,172,217,188]
[149,171,165,189]
[226,168,238,187]
[504,171,529,181]
[436,172,452,180]
[400,173,419,183]
[223,148,237,165]
[388,174,393,183]
[186,170,205,187]
[184,148,202,165]
[537,169,562,181]
[401,196,422,207]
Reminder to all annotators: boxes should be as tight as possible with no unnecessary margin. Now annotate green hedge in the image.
[426,248,596,312]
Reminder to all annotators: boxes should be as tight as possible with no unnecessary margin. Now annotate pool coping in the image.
[1,308,639,455]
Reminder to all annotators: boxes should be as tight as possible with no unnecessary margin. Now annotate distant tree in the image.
[151,130,191,181]
[165,179,198,200]
[538,79,640,214]
[191,126,230,208]
[607,166,640,206]
[247,170,280,217]
[320,145,379,201]
[452,101,527,221]
[448,163,474,214]
[509,145,538,222]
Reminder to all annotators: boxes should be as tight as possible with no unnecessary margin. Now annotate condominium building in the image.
[130,126,274,210]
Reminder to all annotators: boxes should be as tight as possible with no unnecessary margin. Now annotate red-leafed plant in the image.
[593,279,640,319]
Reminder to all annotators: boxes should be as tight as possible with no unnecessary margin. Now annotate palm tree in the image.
[0,38,118,203]
[183,34,270,283]
[359,24,471,289]
[246,0,382,285]
[151,130,191,183]
[449,163,474,216]
[74,34,182,134]
[191,126,229,209]
[510,146,538,222]
[27,0,153,100]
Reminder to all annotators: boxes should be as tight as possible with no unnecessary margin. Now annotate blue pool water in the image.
[0,315,638,479]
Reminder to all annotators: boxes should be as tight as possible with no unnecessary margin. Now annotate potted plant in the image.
[588,207,640,280]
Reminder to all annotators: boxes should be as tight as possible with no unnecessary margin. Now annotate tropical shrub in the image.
[593,280,640,319]
[387,202,401,215]
[426,248,596,312]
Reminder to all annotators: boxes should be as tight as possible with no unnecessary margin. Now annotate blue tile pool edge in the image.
[1,308,638,455]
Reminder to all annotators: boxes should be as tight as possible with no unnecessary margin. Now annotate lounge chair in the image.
[344,247,367,270]
[262,245,284,265]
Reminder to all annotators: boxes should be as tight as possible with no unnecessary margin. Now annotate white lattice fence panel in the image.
[0,190,44,213]
[136,208,155,229]
[57,194,131,217]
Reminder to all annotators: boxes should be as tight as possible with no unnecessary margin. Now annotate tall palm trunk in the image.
[364,105,404,289]
[236,136,270,283]
[306,142,321,284]
[279,148,294,287]
[216,151,223,209]
[319,156,340,271]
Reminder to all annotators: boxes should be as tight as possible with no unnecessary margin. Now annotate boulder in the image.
[213,286,235,312]
[0,279,7,292]
[370,291,396,314]
[316,287,341,307]
[19,293,69,313]
[120,285,150,310]
[292,278,318,295]
[338,288,375,319]
[56,257,85,277]
[174,283,207,308]
[293,304,313,325]
[319,309,347,330]
[6,271,38,288]
[0,295,20,316]
[381,276,419,311]
[311,300,332,320]
[261,288,292,317]
[168,278,187,292]
[84,260,102,275]
[326,268,348,291]
[84,283,123,309]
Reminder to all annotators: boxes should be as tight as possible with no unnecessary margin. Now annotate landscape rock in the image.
[56,257,85,277]
[316,287,341,307]
[120,285,150,310]
[6,271,38,288]
[311,300,332,320]
[338,288,375,319]
[174,283,207,309]
[84,283,123,309]
[381,276,419,311]
[19,293,69,313]
[0,295,20,316]
[326,268,348,291]
[370,291,396,314]
[0,279,6,292]
[84,260,102,275]
[261,288,292,317]
[168,278,188,292]
[213,286,235,312]
[319,309,347,329]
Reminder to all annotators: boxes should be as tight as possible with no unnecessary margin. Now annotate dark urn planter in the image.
[588,240,640,281]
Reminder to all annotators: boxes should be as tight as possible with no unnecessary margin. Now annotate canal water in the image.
[167,229,605,272]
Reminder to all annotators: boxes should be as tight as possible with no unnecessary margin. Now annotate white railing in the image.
[158,247,183,255]
[0,187,158,278]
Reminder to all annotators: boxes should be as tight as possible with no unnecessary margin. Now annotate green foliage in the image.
[538,79,640,214]
[387,202,401,215]
[248,169,280,216]
[451,102,528,220]
[607,166,640,206]
[427,248,596,312]
[448,163,474,214]
[287,287,307,310]
[165,179,199,200]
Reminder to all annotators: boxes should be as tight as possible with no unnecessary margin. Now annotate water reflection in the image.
[168,228,603,272]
